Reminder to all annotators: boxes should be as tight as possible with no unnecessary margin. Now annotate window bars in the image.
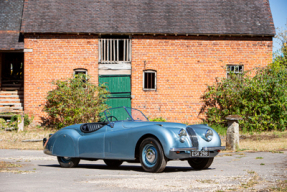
[99,39,131,63]
[143,70,156,90]
[226,65,243,78]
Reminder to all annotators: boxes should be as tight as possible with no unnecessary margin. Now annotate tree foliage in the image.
[44,74,109,129]
[201,24,287,132]
[273,23,287,67]
[200,64,287,132]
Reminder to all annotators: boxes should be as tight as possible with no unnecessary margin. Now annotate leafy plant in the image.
[8,115,22,129]
[150,117,166,122]
[0,118,7,129]
[24,114,34,127]
[44,74,109,129]
[200,64,287,132]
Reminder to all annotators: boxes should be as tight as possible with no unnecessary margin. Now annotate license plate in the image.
[191,151,210,157]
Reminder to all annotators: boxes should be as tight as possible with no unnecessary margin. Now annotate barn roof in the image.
[0,0,24,50]
[21,0,275,36]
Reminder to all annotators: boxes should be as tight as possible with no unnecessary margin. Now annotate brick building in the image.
[0,0,275,124]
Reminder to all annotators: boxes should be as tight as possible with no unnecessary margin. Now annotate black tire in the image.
[188,157,214,170]
[104,160,123,168]
[139,137,167,173]
[57,156,80,168]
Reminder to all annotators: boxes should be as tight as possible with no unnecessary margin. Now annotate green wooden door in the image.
[99,75,131,109]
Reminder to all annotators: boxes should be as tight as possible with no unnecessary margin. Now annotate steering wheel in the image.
[107,116,118,122]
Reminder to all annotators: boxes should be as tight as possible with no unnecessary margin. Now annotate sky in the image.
[269,0,287,54]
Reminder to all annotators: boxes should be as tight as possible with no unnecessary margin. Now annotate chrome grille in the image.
[186,127,199,148]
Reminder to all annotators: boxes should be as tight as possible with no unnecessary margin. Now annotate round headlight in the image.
[178,129,187,143]
[178,129,187,137]
[205,129,213,141]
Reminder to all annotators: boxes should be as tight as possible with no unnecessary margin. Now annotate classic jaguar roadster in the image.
[43,107,225,173]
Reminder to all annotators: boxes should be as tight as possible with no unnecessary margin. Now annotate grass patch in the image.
[220,130,287,152]
[0,127,54,150]
[266,180,287,191]
[256,157,263,159]
[0,161,22,173]
[260,163,265,165]
[241,171,259,189]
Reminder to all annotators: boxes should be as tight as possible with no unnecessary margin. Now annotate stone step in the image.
[0,91,23,94]
[0,103,23,106]
[0,99,24,103]
[1,87,23,91]
[0,95,23,98]
[0,107,23,110]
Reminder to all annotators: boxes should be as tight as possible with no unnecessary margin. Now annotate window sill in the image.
[143,89,157,92]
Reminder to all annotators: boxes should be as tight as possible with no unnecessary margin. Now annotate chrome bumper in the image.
[170,147,197,152]
[202,146,226,151]
[170,146,225,152]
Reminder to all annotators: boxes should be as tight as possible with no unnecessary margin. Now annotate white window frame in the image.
[73,69,88,77]
[143,70,157,91]
[226,65,244,78]
[73,68,88,78]
[98,38,132,64]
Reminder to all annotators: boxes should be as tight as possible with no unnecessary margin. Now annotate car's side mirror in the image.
[109,122,114,128]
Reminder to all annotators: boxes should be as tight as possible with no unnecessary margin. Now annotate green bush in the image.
[9,114,22,129]
[24,114,34,127]
[44,74,109,129]
[150,117,166,122]
[201,64,287,132]
[0,118,7,129]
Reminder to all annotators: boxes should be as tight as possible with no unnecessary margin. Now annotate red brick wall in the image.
[0,53,2,87]
[131,36,273,124]
[24,34,273,125]
[24,34,99,122]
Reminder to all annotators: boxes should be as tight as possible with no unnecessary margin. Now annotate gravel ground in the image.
[0,149,286,192]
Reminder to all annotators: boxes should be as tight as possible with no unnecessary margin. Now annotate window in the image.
[226,65,243,78]
[74,68,87,76]
[99,36,131,63]
[73,69,87,83]
[143,70,156,90]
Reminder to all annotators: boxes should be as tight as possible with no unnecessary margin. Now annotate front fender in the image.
[44,129,81,157]
[134,126,193,159]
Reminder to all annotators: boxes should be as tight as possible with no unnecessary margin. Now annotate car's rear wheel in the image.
[187,157,214,170]
[104,160,123,168]
[139,137,167,173]
[57,156,80,168]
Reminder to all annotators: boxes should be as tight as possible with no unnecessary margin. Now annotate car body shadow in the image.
[38,163,214,173]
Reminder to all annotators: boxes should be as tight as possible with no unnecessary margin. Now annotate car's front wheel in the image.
[187,157,214,170]
[104,160,123,168]
[139,137,167,173]
[57,156,80,168]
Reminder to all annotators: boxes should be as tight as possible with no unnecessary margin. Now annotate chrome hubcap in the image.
[142,143,158,167]
[146,148,156,163]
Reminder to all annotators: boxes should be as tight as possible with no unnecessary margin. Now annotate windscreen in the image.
[104,107,148,122]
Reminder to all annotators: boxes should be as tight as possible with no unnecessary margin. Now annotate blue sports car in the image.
[43,107,225,173]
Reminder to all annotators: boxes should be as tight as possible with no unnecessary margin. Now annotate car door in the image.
[78,126,107,158]
[104,122,134,159]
